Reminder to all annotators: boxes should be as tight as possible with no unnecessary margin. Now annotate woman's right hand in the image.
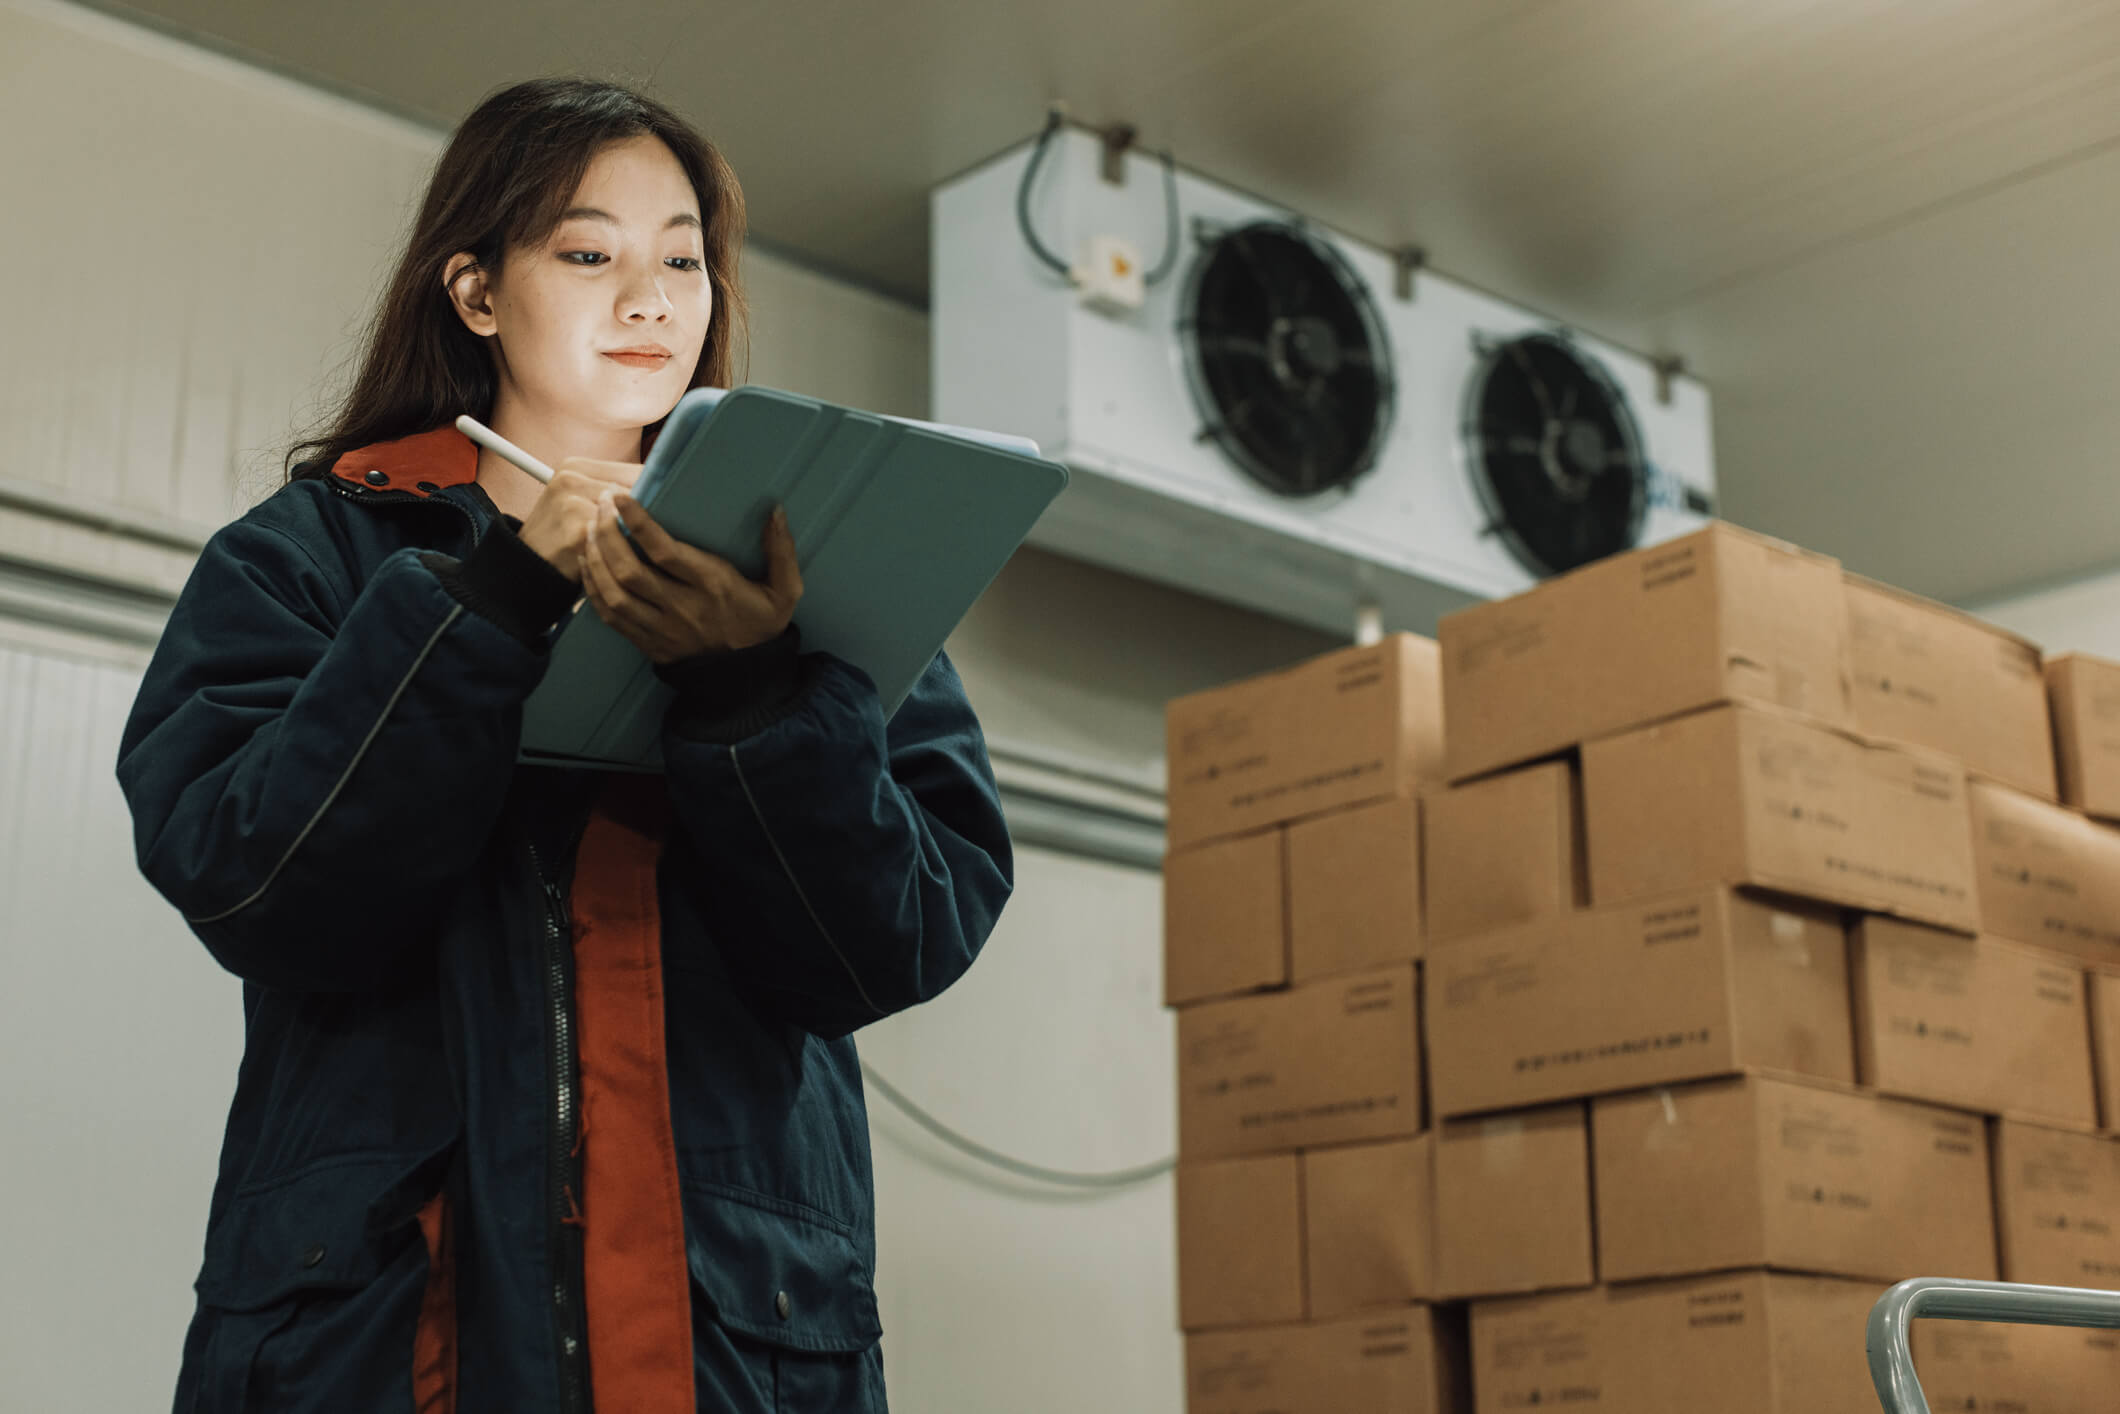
[517,457,644,583]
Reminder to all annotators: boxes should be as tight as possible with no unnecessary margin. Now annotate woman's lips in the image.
[603,352,671,369]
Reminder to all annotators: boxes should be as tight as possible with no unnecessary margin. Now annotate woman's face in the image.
[453,135,713,437]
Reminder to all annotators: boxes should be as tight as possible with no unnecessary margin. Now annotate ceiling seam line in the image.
[1649,126,2120,322]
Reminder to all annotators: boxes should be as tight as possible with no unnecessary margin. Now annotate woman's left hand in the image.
[580,489,803,663]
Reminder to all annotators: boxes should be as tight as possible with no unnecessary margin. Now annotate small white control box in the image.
[1071,234,1146,315]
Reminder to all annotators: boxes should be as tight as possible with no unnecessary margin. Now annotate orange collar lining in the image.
[329,425,481,498]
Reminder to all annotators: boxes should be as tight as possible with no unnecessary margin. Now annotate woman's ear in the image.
[443,253,498,337]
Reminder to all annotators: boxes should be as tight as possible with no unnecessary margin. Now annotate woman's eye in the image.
[559,252,702,272]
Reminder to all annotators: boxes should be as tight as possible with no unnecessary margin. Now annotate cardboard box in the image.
[1186,1306,1471,1414]
[1439,523,1851,783]
[1991,1118,2120,1288]
[1177,964,1423,1160]
[1471,1272,1884,1414]
[2048,652,2120,821]
[1304,1135,1436,1319]
[1591,1073,1996,1284]
[1851,917,2096,1126]
[1425,887,1853,1118]
[2094,968,2120,1131]
[1912,1311,2120,1411]
[1165,829,1287,1008]
[1176,1153,1305,1330]
[1166,635,1444,851]
[1434,1105,1594,1300]
[1481,1274,2120,1414]
[1845,574,2056,800]
[1968,780,2120,965]
[1422,760,1584,943]
[1286,795,1422,983]
[1177,1137,1436,1331]
[1581,702,1979,933]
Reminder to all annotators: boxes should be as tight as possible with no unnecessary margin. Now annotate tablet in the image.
[516,385,1069,770]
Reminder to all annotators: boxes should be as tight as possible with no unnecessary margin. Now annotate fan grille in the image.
[1178,221,1395,498]
[1461,332,1647,578]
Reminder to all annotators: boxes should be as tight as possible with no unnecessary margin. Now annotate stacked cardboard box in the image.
[1165,524,2120,1414]
[1435,524,2120,1411]
[1165,634,1471,1413]
[2048,652,2120,821]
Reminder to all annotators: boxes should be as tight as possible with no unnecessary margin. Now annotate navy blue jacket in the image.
[115,425,1014,1412]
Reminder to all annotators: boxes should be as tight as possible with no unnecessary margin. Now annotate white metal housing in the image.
[932,127,1716,636]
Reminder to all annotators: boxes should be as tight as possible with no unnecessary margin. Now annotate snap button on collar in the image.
[364,468,389,486]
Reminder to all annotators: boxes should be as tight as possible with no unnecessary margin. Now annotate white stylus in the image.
[455,414,554,484]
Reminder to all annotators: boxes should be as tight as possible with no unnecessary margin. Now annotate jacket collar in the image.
[329,424,480,499]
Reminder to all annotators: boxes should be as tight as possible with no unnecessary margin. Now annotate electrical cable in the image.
[1142,147,1181,287]
[860,1061,1176,1190]
[1015,108,1183,289]
[1015,109,1073,278]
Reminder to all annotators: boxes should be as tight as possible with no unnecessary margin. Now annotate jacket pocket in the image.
[684,1181,884,1413]
[189,1144,455,1413]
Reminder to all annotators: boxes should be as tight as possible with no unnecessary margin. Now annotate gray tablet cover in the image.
[515,385,1068,771]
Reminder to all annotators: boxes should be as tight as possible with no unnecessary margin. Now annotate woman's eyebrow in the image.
[560,205,702,232]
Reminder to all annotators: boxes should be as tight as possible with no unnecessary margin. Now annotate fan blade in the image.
[1229,227,1320,320]
[1195,333,1273,361]
[1304,388,1355,487]
[1505,340,1558,421]
[1225,229,1286,318]
[1483,417,1551,445]
[1565,514,1594,565]
[1283,246,1314,308]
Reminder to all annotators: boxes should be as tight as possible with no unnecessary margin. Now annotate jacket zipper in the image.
[529,831,591,1413]
[341,475,592,1402]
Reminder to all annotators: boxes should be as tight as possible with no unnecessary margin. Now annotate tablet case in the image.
[516,385,1069,771]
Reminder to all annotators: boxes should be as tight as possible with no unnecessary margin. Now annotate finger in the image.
[762,505,803,609]
[579,517,618,619]
[612,494,715,587]
[588,555,669,657]
[596,494,677,613]
[584,565,665,658]
[579,533,618,626]
[549,469,616,520]
[583,506,668,635]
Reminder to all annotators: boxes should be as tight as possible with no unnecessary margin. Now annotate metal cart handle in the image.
[1867,1276,2120,1414]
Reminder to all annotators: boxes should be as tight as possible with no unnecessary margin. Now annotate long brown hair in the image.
[284,77,748,483]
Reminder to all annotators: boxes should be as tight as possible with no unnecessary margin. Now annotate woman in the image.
[116,76,1013,1414]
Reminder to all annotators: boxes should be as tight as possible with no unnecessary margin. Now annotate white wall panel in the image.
[0,644,245,1413]
[1970,569,2120,662]
[859,843,1182,1412]
[742,248,933,420]
[0,0,442,534]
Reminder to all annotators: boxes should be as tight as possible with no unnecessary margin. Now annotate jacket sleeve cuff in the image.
[419,516,580,651]
[656,624,808,744]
